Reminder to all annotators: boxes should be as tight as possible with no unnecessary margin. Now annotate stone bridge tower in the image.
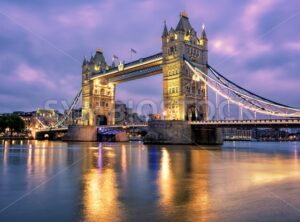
[162,11,208,121]
[81,49,115,126]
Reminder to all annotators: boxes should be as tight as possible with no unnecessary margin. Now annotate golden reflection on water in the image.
[3,141,8,170]
[157,148,211,221]
[81,145,124,222]
[158,148,173,206]
[0,140,70,191]
[26,141,57,178]
[26,145,33,174]
[121,145,127,173]
[212,148,300,197]
[248,156,300,186]
[189,150,210,221]
[24,141,68,190]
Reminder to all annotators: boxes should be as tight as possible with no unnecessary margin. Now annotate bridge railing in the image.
[190,119,300,125]
[98,124,148,129]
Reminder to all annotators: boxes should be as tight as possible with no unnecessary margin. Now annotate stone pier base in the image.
[63,125,97,142]
[144,120,223,145]
[144,120,192,144]
[191,125,223,145]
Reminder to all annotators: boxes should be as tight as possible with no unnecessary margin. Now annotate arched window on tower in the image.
[100,89,105,96]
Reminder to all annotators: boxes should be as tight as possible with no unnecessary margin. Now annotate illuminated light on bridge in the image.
[185,59,300,118]
[190,119,300,128]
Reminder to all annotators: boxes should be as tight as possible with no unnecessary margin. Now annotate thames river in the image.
[1,140,300,222]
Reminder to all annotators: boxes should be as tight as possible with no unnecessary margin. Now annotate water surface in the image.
[1,140,300,222]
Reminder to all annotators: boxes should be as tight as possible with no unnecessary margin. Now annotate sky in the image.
[0,0,300,113]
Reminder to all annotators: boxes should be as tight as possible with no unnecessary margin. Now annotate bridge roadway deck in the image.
[191,119,300,128]
[91,53,163,84]
[98,124,147,129]
[35,124,148,133]
[35,127,68,133]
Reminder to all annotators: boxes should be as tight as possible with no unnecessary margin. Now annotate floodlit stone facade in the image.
[162,11,208,121]
[81,49,115,126]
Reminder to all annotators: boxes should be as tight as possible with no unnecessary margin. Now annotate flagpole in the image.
[130,48,137,61]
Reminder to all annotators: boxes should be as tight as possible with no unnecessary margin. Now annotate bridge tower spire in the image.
[162,12,208,121]
[162,20,169,38]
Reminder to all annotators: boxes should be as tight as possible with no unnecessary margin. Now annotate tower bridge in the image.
[81,11,209,126]
[35,11,300,144]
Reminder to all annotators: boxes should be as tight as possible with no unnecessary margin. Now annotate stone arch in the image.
[96,115,107,126]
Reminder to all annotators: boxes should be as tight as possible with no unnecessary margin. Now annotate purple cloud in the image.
[0,0,300,114]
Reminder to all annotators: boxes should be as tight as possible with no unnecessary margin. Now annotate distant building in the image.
[1,109,63,131]
[223,128,253,141]
[254,128,291,141]
[222,127,300,141]
[149,114,162,121]
[115,101,144,125]
[64,108,82,125]
[14,111,36,130]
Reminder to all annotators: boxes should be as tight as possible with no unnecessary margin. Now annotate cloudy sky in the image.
[0,0,300,113]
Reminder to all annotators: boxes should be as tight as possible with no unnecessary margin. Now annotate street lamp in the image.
[162,111,167,120]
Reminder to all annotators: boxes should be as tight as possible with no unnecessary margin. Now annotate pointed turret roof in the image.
[176,11,193,32]
[82,56,87,66]
[111,60,116,68]
[201,24,207,40]
[93,48,107,66]
[162,20,168,37]
[89,54,94,64]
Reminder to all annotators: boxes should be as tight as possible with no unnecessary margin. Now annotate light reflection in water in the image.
[158,148,173,207]
[1,141,300,221]
[294,144,298,164]
[248,158,300,186]
[26,144,33,175]
[98,144,102,172]
[81,145,124,222]
[24,141,65,190]
[3,141,8,171]
[189,150,210,220]
[121,145,127,173]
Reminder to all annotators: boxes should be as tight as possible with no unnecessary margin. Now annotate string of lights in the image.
[208,65,300,112]
[185,61,300,118]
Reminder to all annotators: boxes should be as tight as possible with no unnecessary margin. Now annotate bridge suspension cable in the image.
[184,60,300,118]
[49,89,82,129]
[208,65,300,112]
[35,116,48,128]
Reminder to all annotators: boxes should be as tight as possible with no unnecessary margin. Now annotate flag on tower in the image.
[131,48,137,54]
[113,54,119,60]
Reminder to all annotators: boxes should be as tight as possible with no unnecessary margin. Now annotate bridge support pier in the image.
[144,120,223,145]
[63,125,97,142]
[191,125,223,145]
